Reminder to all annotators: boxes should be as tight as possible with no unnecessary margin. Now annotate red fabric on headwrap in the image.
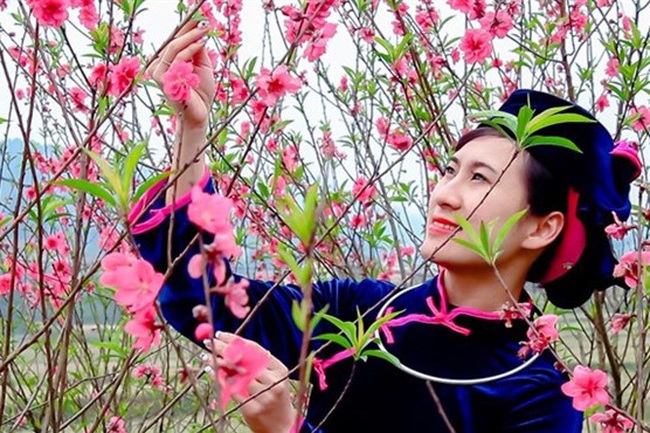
[538,189,586,284]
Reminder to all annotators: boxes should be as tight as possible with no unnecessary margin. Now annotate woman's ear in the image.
[522,211,565,251]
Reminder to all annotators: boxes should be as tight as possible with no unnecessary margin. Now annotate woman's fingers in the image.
[149,22,210,82]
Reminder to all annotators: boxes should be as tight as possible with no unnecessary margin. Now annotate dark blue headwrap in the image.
[497,89,641,308]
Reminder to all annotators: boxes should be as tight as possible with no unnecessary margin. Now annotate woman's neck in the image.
[441,267,526,312]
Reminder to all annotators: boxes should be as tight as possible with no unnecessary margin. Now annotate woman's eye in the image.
[472,172,488,181]
[443,165,456,175]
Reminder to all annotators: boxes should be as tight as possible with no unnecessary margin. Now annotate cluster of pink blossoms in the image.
[281,0,340,62]
[99,252,164,352]
[376,117,413,152]
[88,57,141,98]
[26,0,97,29]
[446,0,520,63]
[187,186,249,319]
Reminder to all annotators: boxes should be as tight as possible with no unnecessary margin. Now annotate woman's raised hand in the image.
[148,19,215,131]
[212,332,298,433]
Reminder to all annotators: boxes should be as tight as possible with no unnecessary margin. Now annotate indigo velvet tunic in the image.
[130,172,583,433]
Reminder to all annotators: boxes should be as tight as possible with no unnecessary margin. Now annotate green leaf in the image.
[364,309,403,339]
[523,135,582,153]
[522,106,570,133]
[452,237,488,261]
[479,220,491,255]
[56,179,117,207]
[0,118,7,124]
[291,300,305,332]
[516,105,535,141]
[319,314,357,344]
[121,142,147,198]
[453,214,481,245]
[82,149,123,197]
[491,208,528,263]
[313,333,353,349]
[525,113,595,137]
[360,349,401,367]
[132,171,172,203]
[90,341,129,357]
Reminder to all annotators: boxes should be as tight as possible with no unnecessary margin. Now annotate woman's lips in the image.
[428,217,460,236]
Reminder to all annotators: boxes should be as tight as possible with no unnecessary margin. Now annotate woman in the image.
[133,21,640,432]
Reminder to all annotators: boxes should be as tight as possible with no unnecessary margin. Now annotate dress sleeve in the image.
[129,172,394,369]
[498,360,584,433]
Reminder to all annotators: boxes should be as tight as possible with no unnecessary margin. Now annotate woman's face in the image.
[420,136,532,268]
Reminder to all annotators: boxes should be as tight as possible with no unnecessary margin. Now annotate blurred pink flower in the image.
[352,177,377,204]
[605,57,619,77]
[124,306,161,353]
[256,66,301,107]
[630,106,650,132]
[350,213,367,229]
[613,251,650,288]
[27,0,69,27]
[387,130,413,151]
[479,10,513,38]
[214,278,250,319]
[596,94,610,112]
[604,211,634,240]
[217,336,269,408]
[561,365,610,411]
[460,28,493,64]
[69,87,88,113]
[518,314,559,357]
[106,416,127,433]
[162,61,200,102]
[448,0,474,14]
[195,322,214,341]
[188,187,235,235]
[108,56,140,97]
[304,22,337,62]
[89,63,108,90]
[100,253,163,312]
[78,3,98,30]
[610,313,634,335]
[589,409,634,433]
[134,364,165,389]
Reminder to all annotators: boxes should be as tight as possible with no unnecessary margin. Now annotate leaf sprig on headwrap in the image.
[469,104,596,154]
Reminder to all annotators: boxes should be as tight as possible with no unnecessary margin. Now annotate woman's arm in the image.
[130,174,395,369]
[147,19,214,204]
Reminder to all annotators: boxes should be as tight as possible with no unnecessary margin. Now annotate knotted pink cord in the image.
[312,347,356,391]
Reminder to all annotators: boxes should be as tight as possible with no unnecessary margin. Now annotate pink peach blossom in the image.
[630,106,650,132]
[124,306,161,353]
[610,313,634,335]
[27,0,69,27]
[195,323,214,341]
[613,251,650,288]
[256,65,301,107]
[518,314,559,357]
[352,177,377,204]
[604,211,634,240]
[589,409,634,433]
[108,56,140,97]
[460,28,493,64]
[162,61,200,102]
[187,187,235,235]
[606,58,619,77]
[561,365,610,411]
[217,336,269,408]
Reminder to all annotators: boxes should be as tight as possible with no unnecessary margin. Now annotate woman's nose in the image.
[432,178,463,211]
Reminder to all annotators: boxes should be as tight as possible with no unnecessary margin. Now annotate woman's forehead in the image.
[454,136,520,167]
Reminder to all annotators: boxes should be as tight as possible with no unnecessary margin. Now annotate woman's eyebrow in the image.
[449,156,498,174]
